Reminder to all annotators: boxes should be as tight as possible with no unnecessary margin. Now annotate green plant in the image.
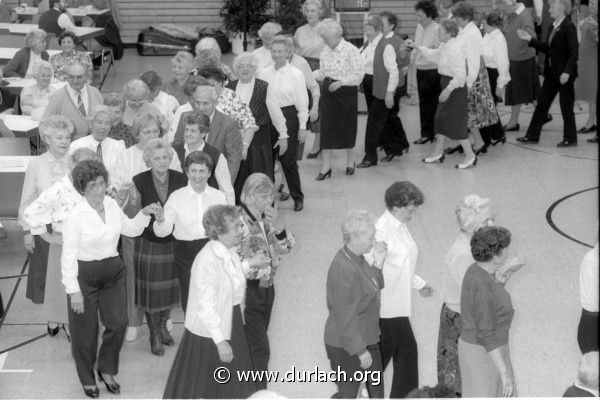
[275,0,306,32]
[219,0,274,37]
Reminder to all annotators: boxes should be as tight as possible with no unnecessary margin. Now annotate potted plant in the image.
[275,0,305,32]
[220,0,273,54]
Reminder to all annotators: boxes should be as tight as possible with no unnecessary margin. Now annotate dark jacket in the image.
[92,13,124,60]
[528,17,578,81]
[3,48,50,78]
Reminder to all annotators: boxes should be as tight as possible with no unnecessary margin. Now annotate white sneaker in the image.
[166,319,173,332]
[125,326,138,341]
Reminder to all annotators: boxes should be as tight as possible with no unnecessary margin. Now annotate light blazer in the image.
[3,48,50,78]
[43,85,103,140]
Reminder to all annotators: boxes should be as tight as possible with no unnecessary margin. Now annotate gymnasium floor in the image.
[0,49,598,398]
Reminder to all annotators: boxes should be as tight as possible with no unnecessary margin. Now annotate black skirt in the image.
[434,75,469,140]
[163,305,255,399]
[577,309,599,354]
[26,234,50,304]
[234,124,274,203]
[505,57,540,106]
[320,78,358,150]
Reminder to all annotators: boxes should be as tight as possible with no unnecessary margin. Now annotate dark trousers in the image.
[379,317,419,398]
[362,74,374,111]
[325,344,384,399]
[380,89,409,155]
[417,69,441,140]
[479,68,505,145]
[525,75,577,143]
[279,106,303,202]
[577,309,599,354]
[244,281,275,390]
[173,238,209,313]
[68,257,128,386]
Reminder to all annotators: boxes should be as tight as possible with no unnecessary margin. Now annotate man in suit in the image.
[172,86,242,182]
[43,62,103,140]
[516,0,578,147]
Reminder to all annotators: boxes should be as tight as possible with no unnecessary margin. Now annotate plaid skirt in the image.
[134,237,179,313]
[468,58,499,129]
[437,303,463,395]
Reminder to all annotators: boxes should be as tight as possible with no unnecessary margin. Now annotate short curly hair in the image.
[415,0,439,19]
[470,226,511,262]
[440,18,460,37]
[203,205,241,240]
[453,1,475,21]
[384,181,424,210]
[185,150,214,172]
[183,112,210,133]
[58,30,79,46]
[71,159,108,195]
[485,10,504,28]
[132,112,162,141]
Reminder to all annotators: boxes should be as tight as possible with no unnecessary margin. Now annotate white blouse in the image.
[482,28,511,90]
[458,22,483,88]
[111,144,182,189]
[442,233,474,314]
[419,37,467,91]
[361,33,382,75]
[580,244,599,312]
[61,196,150,294]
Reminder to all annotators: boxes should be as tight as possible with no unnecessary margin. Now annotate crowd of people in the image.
[0,0,598,397]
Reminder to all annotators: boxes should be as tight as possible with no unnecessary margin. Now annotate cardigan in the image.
[2,48,50,78]
[43,85,103,140]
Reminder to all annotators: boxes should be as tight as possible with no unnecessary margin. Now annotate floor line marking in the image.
[545,186,597,249]
[0,352,33,373]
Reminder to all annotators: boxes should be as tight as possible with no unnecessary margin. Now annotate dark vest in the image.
[132,169,187,243]
[372,34,410,100]
[38,9,64,38]
[173,143,222,190]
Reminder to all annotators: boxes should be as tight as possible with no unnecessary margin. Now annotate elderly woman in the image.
[360,15,384,112]
[374,181,433,398]
[325,209,387,398]
[575,0,598,138]
[105,92,136,148]
[459,226,518,398]
[61,159,160,398]
[237,173,295,390]
[162,51,195,106]
[50,31,94,82]
[19,115,72,306]
[252,22,282,71]
[162,205,255,399]
[121,138,188,356]
[153,151,227,313]
[498,0,541,132]
[20,61,57,117]
[295,0,327,158]
[314,18,365,180]
[228,52,287,201]
[122,79,163,127]
[140,70,180,128]
[2,29,49,78]
[23,148,98,339]
[194,37,236,81]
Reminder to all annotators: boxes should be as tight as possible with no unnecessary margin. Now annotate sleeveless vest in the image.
[174,143,222,190]
[38,9,64,38]
[372,34,410,100]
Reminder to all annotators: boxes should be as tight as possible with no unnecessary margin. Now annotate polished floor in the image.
[0,49,598,398]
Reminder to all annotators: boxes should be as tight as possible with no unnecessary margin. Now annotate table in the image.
[0,47,62,63]
[0,156,33,218]
[0,23,104,41]
[1,78,67,96]
[0,115,39,137]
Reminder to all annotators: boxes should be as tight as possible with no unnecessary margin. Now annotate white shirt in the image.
[153,184,227,240]
[57,10,76,31]
[580,244,599,312]
[371,210,426,318]
[411,22,441,70]
[152,91,180,126]
[458,22,483,88]
[185,240,246,343]
[259,62,309,128]
[66,84,90,116]
[382,32,401,92]
[167,102,193,144]
[69,135,125,184]
[482,28,511,90]
[61,197,150,294]
[361,33,383,75]
[111,144,182,189]
[25,51,42,78]
[184,142,234,205]
[442,233,473,313]
[290,54,320,97]
[419,37,467,91]
[235,78,288,139]
[252,46,274,71]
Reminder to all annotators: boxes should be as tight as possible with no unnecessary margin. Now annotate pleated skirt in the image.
[163,305,255,399]
[505,57,540,106]
[133,237,179,313]
[434,75,469,140]
[320,78,358,149]
[43,243,68,323]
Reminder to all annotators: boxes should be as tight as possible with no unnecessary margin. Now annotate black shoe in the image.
[293,200,304,212]
[83,386,99,398]
[381,153,401,162]
[556,140,576,147]
[414,137,434,144]
[491,136,506,146]
[47,323,59,337]
[578,125,597,133]
[444,145,463,154]
[504,123,520,132]
[97,372,121,394]
[345,163,355,176]
[543,114,553,125]
[159,311,175,346]
[474,144,488,155]
[279,191,290,201]
[306,149,321,159]
[145,312,165,356]
[587,136,598,143]
[315,169,332,181]
[356,160,376,168]
[516,136,539,144]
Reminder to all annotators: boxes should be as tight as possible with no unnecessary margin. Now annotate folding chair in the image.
[81,15,115,89]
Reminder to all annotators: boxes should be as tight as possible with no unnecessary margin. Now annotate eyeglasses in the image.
[237,64,255,70]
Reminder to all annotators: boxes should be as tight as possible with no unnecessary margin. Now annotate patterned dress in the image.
[467,58,499,129]
[216,87,258,131]
[108,121,136,148]
[49,50,94,82]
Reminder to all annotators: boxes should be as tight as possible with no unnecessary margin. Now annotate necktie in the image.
[96,142,102,160]
[77,91,86,117]
[549,25,558,43]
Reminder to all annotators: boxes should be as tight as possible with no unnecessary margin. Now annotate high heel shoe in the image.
[97,372,121,394]
[345,163,355,176]
[578,125,597,133]
[82,386,99,398]
[422,154,445,163]
[504,123,520,132]
[306,149,322,159]
[315,169,332,181]
[491,136,506,146]
[474,144,488,155]
[444,145,463,155]
[414,137,435,145]
[47,322,59,337]
[455,157,478,169]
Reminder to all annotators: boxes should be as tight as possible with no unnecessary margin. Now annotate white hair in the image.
[232,52,259,73]
[196,37,222,58]
[317,18,343,39]
[32,61,54,79]
[257,22,283,39]
[39,115,74,144]
[341,209,376,244]
[194,85,219,102]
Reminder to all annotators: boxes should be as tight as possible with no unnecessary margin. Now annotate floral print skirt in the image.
[437,303,463,395]
[468,58,499,129]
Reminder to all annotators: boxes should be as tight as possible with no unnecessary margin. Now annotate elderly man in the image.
[43,62,103,140]
[252,22,283,71]
[173,86,242,182]
[38,0,76,37]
